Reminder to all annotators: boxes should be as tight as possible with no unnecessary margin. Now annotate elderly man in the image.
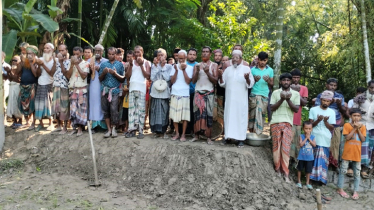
[34,43,57,132]
[16,45,39,129]
[52,44,70,134]
[314,78,346,168]
[191,46,218,144]
[89,44,108,132]
[99,47,125,138]
[125,45,151,139]
[169,50,193,141]
[222,45,250,70]
[249,51,274,134]
[218,50,254,148]
[65,47,90,136]
[149,48,172,137]
[4,56,22,128]
[270,73,300,182]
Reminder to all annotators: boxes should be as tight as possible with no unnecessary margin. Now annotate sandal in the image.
[59,130,67,135]
[125,132,136,138]
[237,141,244,148]
[296,183,302,189]
[361,171,369,179]
[337,190,349,199]
[321,194,332,201]
[351,192,359,200]
[76,131,83,137]
[171,135,180,141]
[69,130,77,136]
[180,136,187,142]
[347,169,354,177]
[137,133,145,139]
[207,139,214,145]
[306,184,313,190]
[190,136,199,142]
[35,124,43,132]
[27,125,35,131]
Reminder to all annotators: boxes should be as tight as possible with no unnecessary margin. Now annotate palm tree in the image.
[273,0,284,89]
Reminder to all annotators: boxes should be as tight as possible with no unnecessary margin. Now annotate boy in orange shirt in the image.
[337,108,366,200]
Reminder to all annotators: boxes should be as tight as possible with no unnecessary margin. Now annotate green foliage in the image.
[2,30,18,62]
[0,159,24,173]
[301,107,310,124]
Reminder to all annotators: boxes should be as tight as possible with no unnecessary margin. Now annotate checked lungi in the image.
[69,87,88,126]
[34,84,53,120]
[52,87,70,121]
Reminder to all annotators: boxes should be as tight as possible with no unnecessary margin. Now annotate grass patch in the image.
[0,159,24,173]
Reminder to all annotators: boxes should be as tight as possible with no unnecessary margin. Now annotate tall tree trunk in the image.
[99,0,103,30]
[77,0,82,47]
[361,0,371,82]
[273,0,284,89]
[98,0,120,45]
[0,1,5,151]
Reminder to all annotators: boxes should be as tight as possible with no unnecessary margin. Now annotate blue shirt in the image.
[187,61,198,94]
[251,65,274,97]
[99,60,125,95]
[315,91,344,122]
[297,134,315,161]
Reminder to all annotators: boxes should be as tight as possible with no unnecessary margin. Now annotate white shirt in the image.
[38,57,56,85]
[170,64,193,97]
[129,60,148,94]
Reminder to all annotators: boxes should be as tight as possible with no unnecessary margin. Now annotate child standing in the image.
[296,121,316,189]
[337,108,366,200]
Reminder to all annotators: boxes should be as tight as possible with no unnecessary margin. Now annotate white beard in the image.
[43,52,52,62]
[233,64,238,68]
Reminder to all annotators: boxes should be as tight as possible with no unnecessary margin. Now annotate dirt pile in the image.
[2,127,318,210]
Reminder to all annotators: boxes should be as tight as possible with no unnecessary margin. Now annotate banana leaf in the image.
[2,30,18,63]
[29,14,59,32]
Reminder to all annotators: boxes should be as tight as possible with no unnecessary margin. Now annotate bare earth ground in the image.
[1,120,374,210]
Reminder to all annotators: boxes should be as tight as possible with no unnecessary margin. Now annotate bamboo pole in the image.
[273,0,284,89]
[98,0,120,45]
[361,0,371,82]
[316,189,322,210]
[0,0,5,152]
[77,0,82,47]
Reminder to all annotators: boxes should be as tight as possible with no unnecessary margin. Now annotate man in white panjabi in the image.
[218,50,254,148]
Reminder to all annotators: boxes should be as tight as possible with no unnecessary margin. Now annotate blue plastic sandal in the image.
[296,183,302,189]
[306,184,313,190]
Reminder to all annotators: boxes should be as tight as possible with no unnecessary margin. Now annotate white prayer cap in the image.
[178,49,187,57]
[232,50,242,56]
[45,43,54,50]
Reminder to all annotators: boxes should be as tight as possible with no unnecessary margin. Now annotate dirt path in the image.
[1,123,374,210]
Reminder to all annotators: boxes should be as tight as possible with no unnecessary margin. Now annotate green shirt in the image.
[270,89,300,125]
[251,66,274,97]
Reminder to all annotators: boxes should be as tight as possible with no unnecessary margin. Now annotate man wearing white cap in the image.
[218,50,254,147]
[34,42,57,131]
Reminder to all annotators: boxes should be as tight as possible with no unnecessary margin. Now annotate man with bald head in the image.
[52,44,70,134]
[89,44,108,132]
[34,43,57,131]
[218,50,254,147]
[125,45,151,139]
[191,46,218,144]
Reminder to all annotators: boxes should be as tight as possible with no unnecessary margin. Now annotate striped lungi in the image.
[52,87,70,121]
[248,94,268,135]
[150,98,169,133]
[170,95,190,122]
[128,90,146,133]
[271,122,292,176]
[362,129,374,167]
[34,84,53,120]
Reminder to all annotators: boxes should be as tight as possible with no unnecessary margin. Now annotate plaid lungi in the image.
[271,122,292,176]
[52,87,70,121]
[193,90,214,137]
[216,95,224,126]
[150,98,169,133]
[128,91,146,133]
[7,82,22,118]
[310,146,330,184]
[34,84,53,120]
[69,87,88,126]
[362,129,374,167]
[170,95,190,122]
[18,83,37,117]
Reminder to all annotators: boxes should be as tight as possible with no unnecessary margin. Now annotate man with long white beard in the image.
[34,43,57,132]
[16,45,39,129]
[218,50,254,148]
[191,46,218,145]
[89,44,108,133]
[52,44,70,134]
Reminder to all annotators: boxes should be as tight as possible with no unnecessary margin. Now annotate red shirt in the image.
[293,85,308,125]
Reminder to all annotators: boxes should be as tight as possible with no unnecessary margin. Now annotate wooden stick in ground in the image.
[87,121,100,186]
[316,189,322,210]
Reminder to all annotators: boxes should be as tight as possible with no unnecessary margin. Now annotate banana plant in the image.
[2,0,59,61]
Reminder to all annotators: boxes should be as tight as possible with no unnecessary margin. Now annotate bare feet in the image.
[171,134,180,141]
[180,135,187,142]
